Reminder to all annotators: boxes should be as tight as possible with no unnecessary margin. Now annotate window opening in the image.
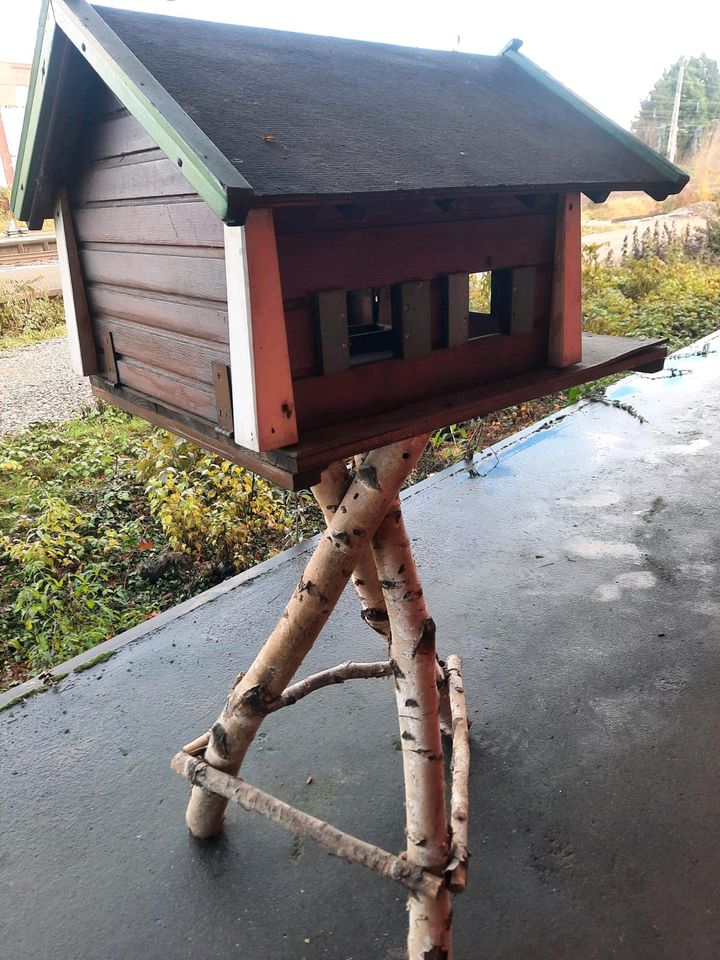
[348,286,394,365]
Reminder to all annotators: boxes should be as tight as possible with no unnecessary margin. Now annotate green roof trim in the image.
[502,47,689,196]
[13,0,254,224]
[11,0,55,220]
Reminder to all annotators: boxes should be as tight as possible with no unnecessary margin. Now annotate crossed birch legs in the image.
[176,436,468,959]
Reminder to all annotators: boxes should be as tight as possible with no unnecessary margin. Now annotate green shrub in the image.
[137,432,289,568]
[0,410,157,671]
[582,252,720,349]
[0,279,65,347]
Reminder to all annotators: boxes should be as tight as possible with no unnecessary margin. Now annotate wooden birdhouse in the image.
[13,1,688,489]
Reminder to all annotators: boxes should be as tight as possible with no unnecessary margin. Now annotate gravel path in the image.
[0,336,95,437]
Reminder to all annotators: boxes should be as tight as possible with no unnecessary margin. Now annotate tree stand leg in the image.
[371,496,453,958]
[315,460,453,735]
[176,436,471,960]
[185,435,430,838]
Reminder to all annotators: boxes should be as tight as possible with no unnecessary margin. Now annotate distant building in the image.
[0,62,31,188]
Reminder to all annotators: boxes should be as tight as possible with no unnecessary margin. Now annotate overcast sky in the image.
[2,0,720,129]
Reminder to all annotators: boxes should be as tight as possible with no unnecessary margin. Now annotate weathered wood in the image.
[272,192,557,236]
[224,210,298,451]
[284,334,668,479]
[549,192,582,367]
[73,200,224,248]
[15,22,96,228]
[90,378,316,490]
[87,286,229,344]
[285,303,322,378]
[370,497,451,958]
[81,248,227,301]
[444,273,470,348]
[184,435,430,837]
[446,655,470,894]
[114,357,218,422]
[51,0,253,221]
[212,362,234,434]
[315,290,350,375]
[509,265,537,335]
[173,753,444,898]
[100,329,119,384]
[72,152,195,205]
[394,281,432,360]
[294,328,546,430]
[90,333,666,489]
[94,315,229,383]
[54,187,99,375]
[81,109,157,161]
[82,240,225,259]
[276,213,555,300]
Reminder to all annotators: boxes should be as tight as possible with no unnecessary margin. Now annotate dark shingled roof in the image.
[98,8,688,197]
[93,7,688,203]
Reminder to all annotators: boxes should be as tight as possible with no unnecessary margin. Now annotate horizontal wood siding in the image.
[86,286,228,343]
[278,210,556,425]
[70,91,229,427]
[277,214,554,300]
[73,201,224,247]
[294,328,547,431]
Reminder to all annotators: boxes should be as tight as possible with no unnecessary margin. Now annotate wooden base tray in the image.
[91,332,667,490]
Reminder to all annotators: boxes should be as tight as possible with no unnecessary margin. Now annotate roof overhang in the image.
[501,42,689,202]
[11,0,254,228]
[11,4,690,229]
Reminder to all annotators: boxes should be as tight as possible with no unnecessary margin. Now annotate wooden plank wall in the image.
[68,88,229,428]
[273,197,557,431]
[69,84,559,445]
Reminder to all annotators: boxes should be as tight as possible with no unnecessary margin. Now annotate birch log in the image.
[315,460,392,642]
[318,459,452,735]
[371,497,452,959]
[174,752,443,898]
[446,655,470,894]
[184,434,430,838]
[182,660,392,755]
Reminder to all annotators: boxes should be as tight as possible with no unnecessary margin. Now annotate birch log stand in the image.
[172,435,471,959]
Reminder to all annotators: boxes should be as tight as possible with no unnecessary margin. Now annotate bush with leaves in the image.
[582,246,720,349]
[137,432,289,569]
[0,279,65,347]
[0,409,163,677]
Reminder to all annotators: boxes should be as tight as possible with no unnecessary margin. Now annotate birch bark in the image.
[371,498,452,959]
[185,435,430,837]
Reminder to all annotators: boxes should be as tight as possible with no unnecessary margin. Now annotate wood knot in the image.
[297,578,329,604]
[357,465,381,490]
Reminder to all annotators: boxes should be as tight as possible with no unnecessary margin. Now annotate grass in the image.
[2,245,720,695]
[0,321,66,350]
[0,280,65,349]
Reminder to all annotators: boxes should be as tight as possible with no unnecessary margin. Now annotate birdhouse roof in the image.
[13,0,689,225]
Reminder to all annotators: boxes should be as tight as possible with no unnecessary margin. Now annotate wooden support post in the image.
[315,460,392,642]
[54,187,99,377]
[184,434,430,838]
[371,497,453,959]
[548,191,582,367]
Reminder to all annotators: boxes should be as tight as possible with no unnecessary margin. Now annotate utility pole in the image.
[667,58,685,163]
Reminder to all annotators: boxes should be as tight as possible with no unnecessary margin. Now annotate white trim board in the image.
[224,222,259,450]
